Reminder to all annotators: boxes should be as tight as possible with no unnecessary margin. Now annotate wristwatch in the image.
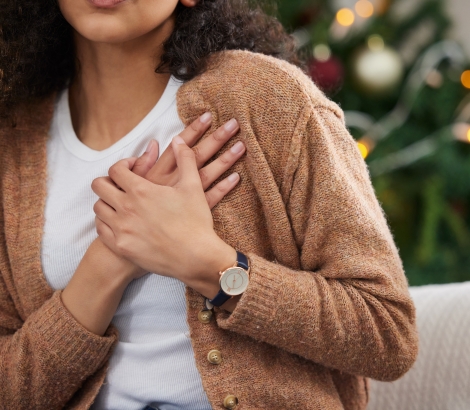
[207,251,250,307]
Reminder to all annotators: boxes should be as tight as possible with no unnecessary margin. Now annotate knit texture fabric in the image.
[0,50,418,410]
[368,281,470,410]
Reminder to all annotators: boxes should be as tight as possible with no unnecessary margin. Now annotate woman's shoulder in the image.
[182,50,343,119]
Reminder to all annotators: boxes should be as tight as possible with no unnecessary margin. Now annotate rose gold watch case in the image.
[219,267,250,296]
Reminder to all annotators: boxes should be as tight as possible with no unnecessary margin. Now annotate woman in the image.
[0,0,418,409]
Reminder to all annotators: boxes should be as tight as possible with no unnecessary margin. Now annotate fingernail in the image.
[145,140,155,153]
[173,135,185,145]
[228,172,239,183]
[200,112,212,124]
[224,119,238,132]
[230,141,244,154]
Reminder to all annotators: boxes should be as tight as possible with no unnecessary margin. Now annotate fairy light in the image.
[367,34,385,51]
[451,123,470,143]
[357,142,369,158]
[357,142,369,159]
[357,137,376,159]
[461,70,470,89]
[355,0,374,18]
[313,44,331,62]
[336,8,355,27]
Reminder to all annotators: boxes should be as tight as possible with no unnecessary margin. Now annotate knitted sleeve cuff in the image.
[215,253,282,339]
[28,290,118,373]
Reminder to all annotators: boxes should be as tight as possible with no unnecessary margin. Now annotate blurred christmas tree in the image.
[275,0,470,285]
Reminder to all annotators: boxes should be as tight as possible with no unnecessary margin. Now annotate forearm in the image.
[216,253,418,381]
[0,291,117,409]
[0,238,135,408]
[61,238,134,336]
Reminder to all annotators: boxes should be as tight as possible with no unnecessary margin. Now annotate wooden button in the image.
[207,349,222,365]
[223,395,238,409]
[198,310,213,324]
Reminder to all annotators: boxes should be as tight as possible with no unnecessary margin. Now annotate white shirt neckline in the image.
[57,76,182,162]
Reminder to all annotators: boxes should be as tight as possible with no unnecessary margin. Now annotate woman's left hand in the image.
[92,136,236,299]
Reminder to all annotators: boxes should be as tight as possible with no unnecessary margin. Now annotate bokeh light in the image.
[357,142,369,158]
[467,127,470,143]
[313,44,332,62]
[461,70,470,89]
[355,0,374,18]
[336,8,355,27]
[368,34,385,51]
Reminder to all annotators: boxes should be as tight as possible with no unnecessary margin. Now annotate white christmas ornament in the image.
[353,45,404,94]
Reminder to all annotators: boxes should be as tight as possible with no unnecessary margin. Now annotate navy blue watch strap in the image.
[208,251,249,307]
[208,289,232,307]
[236,251,249,270]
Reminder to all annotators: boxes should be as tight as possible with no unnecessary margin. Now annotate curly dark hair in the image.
[0,0,299,114]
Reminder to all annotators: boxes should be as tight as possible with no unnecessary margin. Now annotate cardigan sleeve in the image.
[216,106,419,382]
[0,282,117,409]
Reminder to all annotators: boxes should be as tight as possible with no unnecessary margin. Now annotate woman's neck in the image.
[69,21,173,151]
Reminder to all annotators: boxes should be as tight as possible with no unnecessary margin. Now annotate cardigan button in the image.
[198,310,213,324]
[207,349,223,365]
[223,395,238,409]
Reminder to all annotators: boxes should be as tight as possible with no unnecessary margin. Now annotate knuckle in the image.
[95,218,103,235]
[133,182,147,198]
[216,183,228,193]
[120,224,132,236]
[192,145,201,159]
[121,201,135,215]
[205,190,215,203]
[218,153,231,165]
[115,238,127,254]
[108,164,119,179]
[198,168,209,183]
[96,226,103,237]
[212,128,226,142]
[190,122,200,132]
[133,156,145,168]
[91,177,102,192]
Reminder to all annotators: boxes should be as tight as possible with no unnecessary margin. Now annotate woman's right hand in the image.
[61,114,244,335]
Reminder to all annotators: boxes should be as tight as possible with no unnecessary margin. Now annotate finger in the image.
[149,112,213,176]
[93,199,117,227]
[199,140,245,190]
[193,119,239,169]
[95,216,118,253]
[108,159,147,193]
[205,173,240,209]
[172,136,202,187]
[91,177,125,210]
[132,140,159,177]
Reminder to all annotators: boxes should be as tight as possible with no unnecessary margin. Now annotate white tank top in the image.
[42,78,211,410]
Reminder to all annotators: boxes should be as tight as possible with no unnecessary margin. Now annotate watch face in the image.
[220,267,249,296]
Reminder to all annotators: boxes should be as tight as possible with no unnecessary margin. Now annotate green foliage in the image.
[276,0,470,285]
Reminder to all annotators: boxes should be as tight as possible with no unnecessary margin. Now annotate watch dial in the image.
[221,268,249,296]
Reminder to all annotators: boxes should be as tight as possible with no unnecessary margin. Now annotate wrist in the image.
[185,236,236,300]
[88,238,140,284]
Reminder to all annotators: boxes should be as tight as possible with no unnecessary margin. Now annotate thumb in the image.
[132,140,159,177]
[172,135,200,186]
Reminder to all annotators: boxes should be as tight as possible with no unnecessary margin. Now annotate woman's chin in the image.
[74,18,146,44]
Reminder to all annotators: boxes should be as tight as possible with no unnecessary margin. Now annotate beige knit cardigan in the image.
[0,50,418,410]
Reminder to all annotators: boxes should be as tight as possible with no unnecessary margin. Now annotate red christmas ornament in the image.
[308,56,344,94]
